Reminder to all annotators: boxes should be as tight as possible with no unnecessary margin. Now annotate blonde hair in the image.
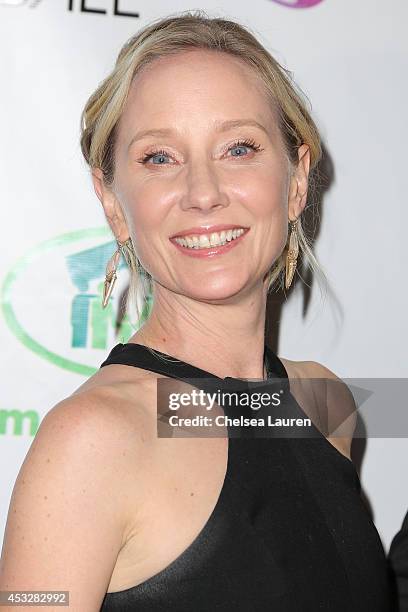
[80,9,327,325]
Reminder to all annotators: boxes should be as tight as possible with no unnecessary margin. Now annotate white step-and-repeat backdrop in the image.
[1,0,407,554]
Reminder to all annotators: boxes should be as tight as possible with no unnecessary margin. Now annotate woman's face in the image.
[97,49,308,302]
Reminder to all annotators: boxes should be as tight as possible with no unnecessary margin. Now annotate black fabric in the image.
[388,510,408,611]
[99,342,392,611]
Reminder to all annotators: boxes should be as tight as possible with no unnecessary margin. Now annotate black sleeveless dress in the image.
[99,342,391,611]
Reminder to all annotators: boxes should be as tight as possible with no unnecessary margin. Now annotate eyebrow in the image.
[127,119,269,151]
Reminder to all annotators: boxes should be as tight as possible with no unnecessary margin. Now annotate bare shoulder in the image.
[52,382,155,450]
[0,385,155,610]
[279,357,357,461]
[280,356,343,382]
[71,357,162,402]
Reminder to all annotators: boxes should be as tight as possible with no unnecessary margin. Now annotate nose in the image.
[179,155,229,214]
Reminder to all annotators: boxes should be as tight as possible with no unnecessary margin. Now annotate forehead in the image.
[118,49,277,135]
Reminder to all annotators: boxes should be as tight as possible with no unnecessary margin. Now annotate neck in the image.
[130,281,269,380]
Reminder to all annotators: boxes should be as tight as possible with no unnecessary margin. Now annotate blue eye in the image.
[140,149,170,165]
[228,138,263,157]
[230,144,250,157]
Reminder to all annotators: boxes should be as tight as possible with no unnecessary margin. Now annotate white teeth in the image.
[210,232,221,246]
[199,235,210,248]
[174,228,246,249]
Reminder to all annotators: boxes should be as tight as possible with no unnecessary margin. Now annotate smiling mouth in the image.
[172,227,247,250]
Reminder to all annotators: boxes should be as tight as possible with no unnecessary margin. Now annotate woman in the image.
[0,11,391,611]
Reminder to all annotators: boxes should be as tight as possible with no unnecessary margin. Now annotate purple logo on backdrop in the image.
[271,0,324,7]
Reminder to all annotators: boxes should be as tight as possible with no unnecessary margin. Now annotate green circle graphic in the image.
[1,227,116,376]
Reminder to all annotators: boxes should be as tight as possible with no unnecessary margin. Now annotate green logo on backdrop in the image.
[0,409,39,437]
[1,227,152,376]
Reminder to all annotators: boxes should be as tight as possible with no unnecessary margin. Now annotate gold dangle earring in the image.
[285,218,299,290]
[102,239,126,308]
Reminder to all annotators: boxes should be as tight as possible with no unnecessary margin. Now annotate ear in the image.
[92,168,130,242]
[287,144,311,222]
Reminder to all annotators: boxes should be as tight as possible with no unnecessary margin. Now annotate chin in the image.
[177,274,253,303]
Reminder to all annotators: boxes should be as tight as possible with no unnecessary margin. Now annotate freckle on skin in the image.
[190,492,194,496]
[44,496,48,500]
[46,458,50,462]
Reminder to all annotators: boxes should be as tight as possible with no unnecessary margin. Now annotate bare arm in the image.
[0,389,144,611]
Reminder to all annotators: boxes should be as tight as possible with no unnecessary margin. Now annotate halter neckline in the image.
[116,341,288,383]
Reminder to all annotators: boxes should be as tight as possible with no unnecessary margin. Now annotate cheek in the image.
[117,173,159,228]
[232,165,288,220]
[237,170,288,259]
[121,187,170,271]
[130,202,157,257]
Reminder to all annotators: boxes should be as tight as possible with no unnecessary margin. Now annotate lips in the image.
[169,227,250,259]
[169,224,248,239]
